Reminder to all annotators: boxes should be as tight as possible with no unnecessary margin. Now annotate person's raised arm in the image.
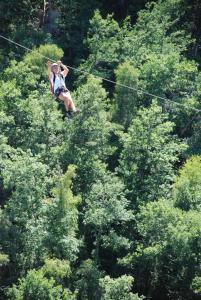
[47,61,54,94]
[58,60,69,77]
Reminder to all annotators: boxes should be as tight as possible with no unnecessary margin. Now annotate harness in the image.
[53,73,68,97]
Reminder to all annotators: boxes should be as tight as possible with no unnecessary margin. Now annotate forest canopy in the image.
[0,0,201,299]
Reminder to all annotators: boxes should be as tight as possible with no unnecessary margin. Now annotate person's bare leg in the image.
[58,93,71,111]
[64,92,76,111]
[58,92,80,119]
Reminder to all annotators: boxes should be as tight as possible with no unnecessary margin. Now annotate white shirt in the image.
[51,72,67,93]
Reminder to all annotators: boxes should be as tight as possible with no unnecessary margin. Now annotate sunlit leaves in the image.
[119,101,186,204]
[173,155,201,211]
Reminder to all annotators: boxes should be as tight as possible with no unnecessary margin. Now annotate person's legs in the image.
[58,91,76,112]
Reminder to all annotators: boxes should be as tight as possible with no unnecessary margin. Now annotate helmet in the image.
[51,63,59,71]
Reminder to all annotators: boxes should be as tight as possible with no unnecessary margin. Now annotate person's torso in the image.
[53,74,66,92]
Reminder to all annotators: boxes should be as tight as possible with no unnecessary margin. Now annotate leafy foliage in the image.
[61,75,115,194]
[113,62,140,129]
[84,172,133,261]
[45,165,80,262]
[173,155,201,210]
[75,259,103,300]
[192,276,201,295]
[119,101,186,204]
[99,275,144,300]
[1,1,201,299]
[8,268,76,300]
[121,200,201,299]
[41,258,71,280]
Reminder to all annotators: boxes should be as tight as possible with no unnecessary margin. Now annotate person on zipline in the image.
[47,60,80,118]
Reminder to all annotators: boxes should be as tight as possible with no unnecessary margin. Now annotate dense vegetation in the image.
[1,0,201,299]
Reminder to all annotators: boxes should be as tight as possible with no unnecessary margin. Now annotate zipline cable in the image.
[0,34,201,113]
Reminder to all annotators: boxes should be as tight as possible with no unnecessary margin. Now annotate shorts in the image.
[54,87,69,97]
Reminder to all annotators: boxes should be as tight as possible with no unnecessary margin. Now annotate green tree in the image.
[0,147,49,273]
[192,276,201,296]
[0,252,9,267]
[61,75,115,194]
[45,165,80,262]
[113,62,140,129]
[9,84,66,167]
[138,52,200,133]
[23,44,63,76]
[188,72,201,154]
[77,10,123,83]
[121,200,201,299]
[0,230,9,285]
[75,259,103,300]
[53,0,100,65]
[2,1,201,299]
[173,155,201,211]
[79,1,191,81]
[84,172,133,262]
[99,275,143,300]
[80,6,201,137]
[0,0,51,67]
[119,101,186,204]
[1,47,67,167]
[8,268,76,300]
[41,258,71,281]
